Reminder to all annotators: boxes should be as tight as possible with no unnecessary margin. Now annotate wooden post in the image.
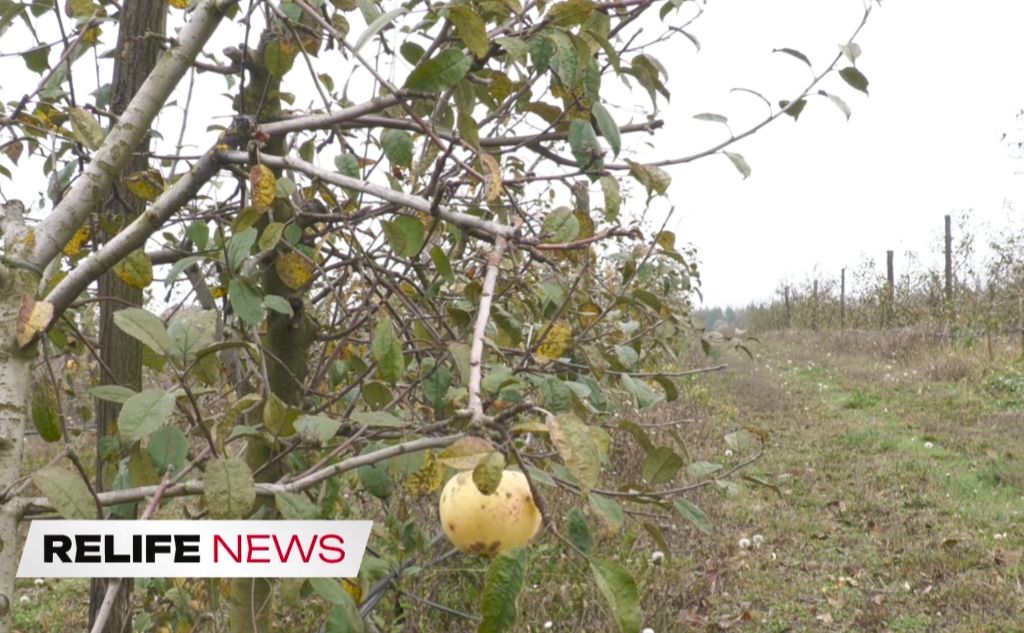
[784,285,791,329]
[944,214,954,338]
[812,279,819,331]
[1018,293,1023,361]
[885,250,894,327]
[840,267,846,331]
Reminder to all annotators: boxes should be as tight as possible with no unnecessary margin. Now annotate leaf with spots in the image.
[204,457,256,519]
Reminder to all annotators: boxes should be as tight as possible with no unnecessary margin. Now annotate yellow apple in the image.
[438,469,542,556]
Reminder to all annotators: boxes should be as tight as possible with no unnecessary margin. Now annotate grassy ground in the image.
[12,330,1024,631]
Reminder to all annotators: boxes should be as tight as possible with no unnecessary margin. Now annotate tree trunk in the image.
[90,3,166,631]
[227,29,315,633]
[0,219,38,632]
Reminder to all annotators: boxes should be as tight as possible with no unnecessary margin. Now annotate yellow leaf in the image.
[210,285,226,299]
[62,226,90,258]
[403,450,446,496]
[479,152,503,202]
[249,164,276,209]
[274,252,314,290]
[168,0,189,8]
[113,250,154,289]
[534,321,572,363]
[17,297,54,348]
[342,579,363,605]
[124,169,165,202]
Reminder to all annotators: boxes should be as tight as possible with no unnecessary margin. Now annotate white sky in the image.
[658,0,1024,307]
[3,0,1023,309]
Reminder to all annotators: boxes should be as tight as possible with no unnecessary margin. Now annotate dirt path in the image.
[678,332,1024,632]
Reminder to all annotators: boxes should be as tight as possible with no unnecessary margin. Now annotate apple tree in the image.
[0,0,873,630]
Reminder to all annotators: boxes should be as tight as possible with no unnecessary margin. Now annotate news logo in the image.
[17,521,372,578]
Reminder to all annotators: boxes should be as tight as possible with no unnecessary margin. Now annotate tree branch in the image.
[30,0,239,269]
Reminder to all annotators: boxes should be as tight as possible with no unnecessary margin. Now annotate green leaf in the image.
[421,361,452,408]
[642,446,683,485]
[568,118,603,174]
[566,507,593,553]
[168,309,217,365]
[147,425,188,475]
[686,461,722,478]
[591,103,621,157]
[772,47,811,68]
[113,307,171,355]
[625,159,671,197]
[32,385,62,442]
[496,36,527,63]
[89,384,137,404]
[693,112,728,125]
[118,389,176,443]
[228,279,265,327]
[204,457,256,519]
[353,6,406,52]
[227,226,257,272]
[360,381,392,410]
[350,410,404,427]
[164,254,204,287]
[371,316,405,383]
[325,596,365,633]
[673,498,713,535]
[723,151,751,179]
[478,549,526,633]
[724,429,759,452]
[617,420,654,455]
[264,39,298,76]
[113,250,153,289]
[23,46,49,74]
[33,467,94,519]
[335,153,360,178]
[600,175,620,222]
[357,462,393,498]
[259,221,285,252]
[546,413,600,495]
[294,413,341,443]
[588,494,624,535]
[400,41,425,64]
[839,66,869,94]
[590,558,642,633]
[311,577,354,606]
[380,128,414,167]
[542,207,580,243]
[263,294,294,316]
[438,436,495,470]
[547,0,595,26]
[405,48,472,93]
[276,491,319,520]
[448,5,490,59]
[382,216,425,258]
[620,374,661,410]
[779,98,807,120]
[472,451,506,495]
[430,246,455,284]
[68,106,105,150]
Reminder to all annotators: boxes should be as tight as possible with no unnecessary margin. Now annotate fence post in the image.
[885,250,895,327]
[840,267,846,331]
[812,279,819,331]
[944,214,954,337]
[784,285,791,329]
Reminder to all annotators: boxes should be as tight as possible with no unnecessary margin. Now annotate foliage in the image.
[0,0,874,630]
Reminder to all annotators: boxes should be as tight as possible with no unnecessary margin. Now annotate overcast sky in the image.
[3,0,1023,310]
[659,0,1024,307]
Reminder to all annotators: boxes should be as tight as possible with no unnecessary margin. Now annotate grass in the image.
[11,330,1024,631]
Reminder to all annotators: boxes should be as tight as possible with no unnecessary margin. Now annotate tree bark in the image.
[89,3,166,631]
[0,204,38,632]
